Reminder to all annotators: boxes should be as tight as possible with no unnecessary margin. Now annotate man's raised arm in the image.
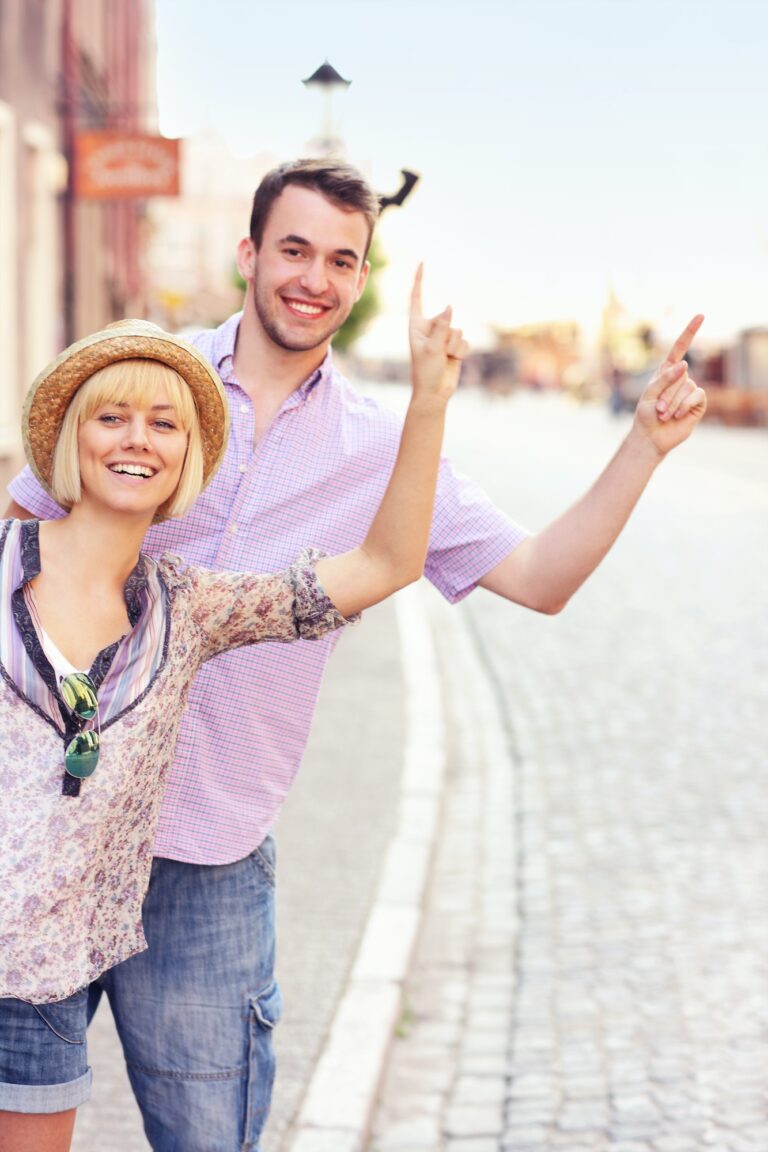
[477,315,706,614]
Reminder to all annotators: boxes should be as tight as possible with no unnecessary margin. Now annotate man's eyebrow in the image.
[279,234,361,262]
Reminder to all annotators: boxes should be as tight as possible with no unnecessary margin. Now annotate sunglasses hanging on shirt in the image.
[60,672,100,779]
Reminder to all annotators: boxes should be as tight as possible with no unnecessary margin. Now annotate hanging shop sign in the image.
[74,132,180,199]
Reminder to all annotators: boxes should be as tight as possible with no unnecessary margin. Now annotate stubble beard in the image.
[252,282,346,354]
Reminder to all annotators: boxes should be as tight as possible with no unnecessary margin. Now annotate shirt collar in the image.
[217,313,333,409]
[282,353,330,411]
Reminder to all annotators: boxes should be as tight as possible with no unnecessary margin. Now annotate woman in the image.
[0,278,467,1150]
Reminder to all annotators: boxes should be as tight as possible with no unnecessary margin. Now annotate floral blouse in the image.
[0,519,351,1003]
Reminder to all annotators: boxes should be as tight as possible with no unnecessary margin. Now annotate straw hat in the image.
[22,320,229,501]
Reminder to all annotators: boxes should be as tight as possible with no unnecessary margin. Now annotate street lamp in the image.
[302,60,351,156]
[301,63,419,212]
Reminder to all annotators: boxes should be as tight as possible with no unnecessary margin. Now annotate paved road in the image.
[369,390,768,1151]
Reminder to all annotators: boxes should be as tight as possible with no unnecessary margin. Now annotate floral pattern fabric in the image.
[0,521,349,1003]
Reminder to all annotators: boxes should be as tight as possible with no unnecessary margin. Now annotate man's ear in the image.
[236,237,256,282]
[355,259,371,303]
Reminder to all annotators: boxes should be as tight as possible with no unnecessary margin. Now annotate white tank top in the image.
[23,584,87,679]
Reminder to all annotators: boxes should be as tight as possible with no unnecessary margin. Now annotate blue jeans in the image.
[93,839,281,1152]
[0,989,92,1113]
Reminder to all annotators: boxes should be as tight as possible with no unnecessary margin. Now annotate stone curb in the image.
[358,593,519,1150]
[285,583,446,1152]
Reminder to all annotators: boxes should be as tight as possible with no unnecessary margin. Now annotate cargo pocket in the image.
[242,981,283,1149]
[250,835,277,887]
[251,981,282,1031]
[33,986,88,1045]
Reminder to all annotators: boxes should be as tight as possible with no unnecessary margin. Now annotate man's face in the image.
[240,185,371,353]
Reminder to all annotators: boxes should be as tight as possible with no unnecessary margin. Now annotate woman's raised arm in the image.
[315,266,468,619]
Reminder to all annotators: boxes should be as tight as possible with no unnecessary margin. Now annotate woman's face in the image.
[77,387,189,520]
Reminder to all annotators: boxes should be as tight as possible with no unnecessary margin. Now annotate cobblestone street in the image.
[369,390,768,1152]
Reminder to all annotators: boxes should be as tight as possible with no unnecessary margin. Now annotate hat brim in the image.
[22,321,229,514]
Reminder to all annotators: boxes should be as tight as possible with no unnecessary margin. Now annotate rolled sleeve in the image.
[288,547,359,639]
[426,457,529,604]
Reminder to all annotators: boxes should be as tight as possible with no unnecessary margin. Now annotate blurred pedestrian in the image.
[610,364,626,414]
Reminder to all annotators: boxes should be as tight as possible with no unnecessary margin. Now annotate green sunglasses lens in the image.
[65,730,100,779]
[60,672,98,721]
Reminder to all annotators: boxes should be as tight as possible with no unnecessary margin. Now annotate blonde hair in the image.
[51,359,205,519]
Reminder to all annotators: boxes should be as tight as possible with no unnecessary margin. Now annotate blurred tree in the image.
[230,237,386,352]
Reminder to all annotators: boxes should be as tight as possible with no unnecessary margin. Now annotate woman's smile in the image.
[78,391,188,515]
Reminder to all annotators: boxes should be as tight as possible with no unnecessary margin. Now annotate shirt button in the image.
[238,463,247,473]
[229,524,237,535]
[240,403,249,414]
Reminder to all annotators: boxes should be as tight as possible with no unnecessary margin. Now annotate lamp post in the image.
[302,61,351,156]
[301,63,419,212]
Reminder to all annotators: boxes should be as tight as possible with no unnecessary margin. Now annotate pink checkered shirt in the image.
[9,312,528,864]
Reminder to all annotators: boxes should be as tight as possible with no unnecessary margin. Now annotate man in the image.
[7,158,706,1152]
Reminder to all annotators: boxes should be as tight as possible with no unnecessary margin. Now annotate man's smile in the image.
[280,296,333,319]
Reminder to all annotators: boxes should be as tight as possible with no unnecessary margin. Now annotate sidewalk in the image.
[279,583,451,1151]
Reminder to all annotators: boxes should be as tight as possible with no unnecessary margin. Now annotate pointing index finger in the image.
[410,263,424,322]
[663,314,704,365]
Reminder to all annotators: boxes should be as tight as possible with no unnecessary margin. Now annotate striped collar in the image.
[0,518,171,797]
[0,519,171,796]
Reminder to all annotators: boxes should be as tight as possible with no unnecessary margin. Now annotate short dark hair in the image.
[249,158,379,258]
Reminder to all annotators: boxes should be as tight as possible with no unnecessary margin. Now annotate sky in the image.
[154,0,768,357]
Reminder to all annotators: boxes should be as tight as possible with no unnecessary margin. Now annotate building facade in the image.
[0,0,156,489]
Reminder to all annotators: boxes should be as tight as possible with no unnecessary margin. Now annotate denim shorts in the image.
[0,838,278,1140]
[0,987,93,1113]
